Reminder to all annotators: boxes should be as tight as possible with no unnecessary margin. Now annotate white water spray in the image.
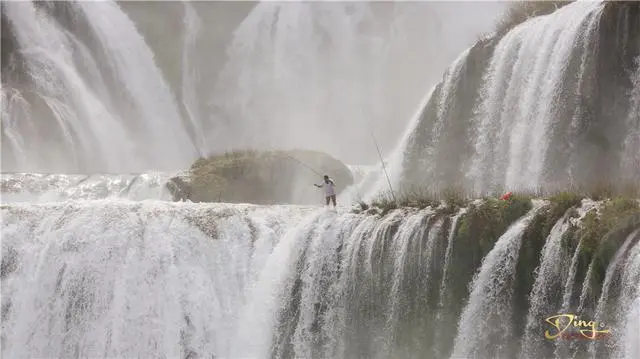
[468,2,605,191]
[450,202,543,359]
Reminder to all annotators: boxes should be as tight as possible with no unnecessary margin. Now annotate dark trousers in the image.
[325,195,336,206]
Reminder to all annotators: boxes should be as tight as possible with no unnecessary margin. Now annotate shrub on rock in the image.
[167,149,354,205]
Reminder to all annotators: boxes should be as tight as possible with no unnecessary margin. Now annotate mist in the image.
[123,1,507,166]
[1,0,507,173]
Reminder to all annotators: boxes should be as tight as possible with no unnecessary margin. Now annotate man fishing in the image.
[314,175,337,207]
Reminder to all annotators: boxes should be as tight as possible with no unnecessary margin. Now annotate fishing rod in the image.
[277,151,324,178]
[266,147,365,204]
[368,126,396,203]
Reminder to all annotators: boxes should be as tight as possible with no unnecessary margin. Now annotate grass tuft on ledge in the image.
[358,182,639,215]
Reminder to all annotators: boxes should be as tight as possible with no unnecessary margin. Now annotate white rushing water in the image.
[351,86,437,203]
[467,1,605,192]
[3,183,640,358]
[621,55,640,182]
[449,201,544,359]
[519,211,575,358]
[76,0,197,166]
[1,200,314,358]
[2,1,199,173]
[520,199,597,358]
[207,1,501,166]
[589,229,640,358]
[180,0,208,156]
[1,173,179,203]
[2,1,135,173]
[612,240,640,359]
[210,1,387,157]
[3,1,640,358]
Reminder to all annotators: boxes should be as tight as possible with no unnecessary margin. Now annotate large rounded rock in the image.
[167,149,354,205]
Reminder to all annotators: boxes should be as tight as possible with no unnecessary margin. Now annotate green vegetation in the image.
[571,198,640,307]
[455,195,533,254]
[361,185,473,216]
[526,191,584,238]
[355,184,637,355]
[512,191,585,337]
[167,149,353,205]
[578,197,640,256]
[515,191,584,288]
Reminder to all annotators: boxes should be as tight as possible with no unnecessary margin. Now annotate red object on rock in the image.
[500,192,513,201]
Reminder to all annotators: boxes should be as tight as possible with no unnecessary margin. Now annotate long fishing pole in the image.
[369,127,396,202]
[277,151,324,177]
[271,148,364,205]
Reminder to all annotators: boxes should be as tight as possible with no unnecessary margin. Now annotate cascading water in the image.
[2,1,134,173]
[469,3,605,191]
[180,0,207,155]
[520,200,596,359]
[389,0,640,194]
[209,1,389,158]
[449,202,543,359]
[352,86,437,202]
[0,172,179,203]
[208,1,496,165]
[1,201,312,358]
[520,212,578,358]
[5,190,637,358]
[612,242,640,359]
[622,55,640,183]
[588,229,640,359]
[1,0,197,173]
[3,1,640,359]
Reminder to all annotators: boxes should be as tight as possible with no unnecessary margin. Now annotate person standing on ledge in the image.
[314,175,337,207]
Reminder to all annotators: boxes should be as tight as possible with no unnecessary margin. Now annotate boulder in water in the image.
[167,149,354,205]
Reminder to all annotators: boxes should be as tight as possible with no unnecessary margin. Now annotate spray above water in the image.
[2,1,640,359]
[1,0,197,173]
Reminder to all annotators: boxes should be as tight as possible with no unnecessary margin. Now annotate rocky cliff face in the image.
[167,150,354,205]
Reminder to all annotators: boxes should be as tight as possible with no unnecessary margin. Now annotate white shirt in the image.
[319,179,336,196]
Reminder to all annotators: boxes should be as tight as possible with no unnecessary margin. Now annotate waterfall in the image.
[519,212,575,358]
[520,199,597,358]
[210,1,386,157]
[622,55,640,182]
[468,2,605,191]
[401,47,473,190]
[208,1,492,166]
[434,208,466,357]
[2,1,640,358]
[1,201,313,358]
[561,240,583,313]
[1,0,197,173]
[589,229,640,358]
[611,241,640,359]
[1,172,179,202]
[449,202,543,359]
[384,0,639,195]
[180,1,207,155]
[2,1,134,173]
[357,87,437,202]
[3,192,639,358]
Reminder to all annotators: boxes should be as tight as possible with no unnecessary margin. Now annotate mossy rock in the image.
[578,197,640,256]
[435,196,533,354]
[591,213,640,279]
[167,149,353,205]
[455,195,533,253]
[512,196,584,342]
